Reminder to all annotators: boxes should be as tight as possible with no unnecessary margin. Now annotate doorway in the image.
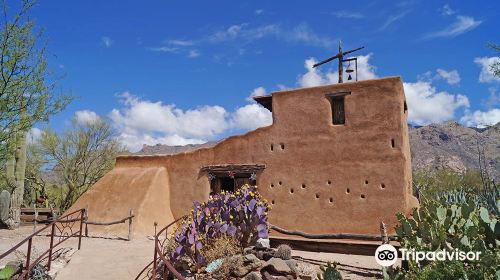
[210,175,255,194]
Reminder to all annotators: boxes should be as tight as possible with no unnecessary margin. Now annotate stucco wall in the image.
[70,76,418,236]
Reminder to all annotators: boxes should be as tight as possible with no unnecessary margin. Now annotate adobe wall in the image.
[66,167,175,237]
[67,77,418,235]
[70,76,418,236]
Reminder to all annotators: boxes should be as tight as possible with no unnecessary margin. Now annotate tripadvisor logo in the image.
[374,244,482,267]
[375,244,398,267]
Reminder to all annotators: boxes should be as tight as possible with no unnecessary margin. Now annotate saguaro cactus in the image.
[4,131,27,229]
[0,190,10,223]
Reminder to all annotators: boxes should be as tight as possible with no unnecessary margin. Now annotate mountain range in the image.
[136,121,500,180]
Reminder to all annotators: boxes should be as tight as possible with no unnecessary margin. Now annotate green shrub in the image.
[394,191,499,279]
[413,169,483,198]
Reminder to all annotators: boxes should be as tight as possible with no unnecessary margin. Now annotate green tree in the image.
[0,0,71,228]
[488,42,500,78]
[37,117,124,211]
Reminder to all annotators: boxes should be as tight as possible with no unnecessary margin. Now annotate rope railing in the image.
[83,209,135,241]
[270,224,397,241]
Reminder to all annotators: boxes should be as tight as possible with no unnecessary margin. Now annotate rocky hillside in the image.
[135,121,500,180]
[135,141,218,155]
[409,121,500,180]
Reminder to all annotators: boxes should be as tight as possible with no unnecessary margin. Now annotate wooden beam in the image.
[200,164,266,174]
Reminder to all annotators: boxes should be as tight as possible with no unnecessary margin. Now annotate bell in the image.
[347,74,352,80]
[346,65,354,73]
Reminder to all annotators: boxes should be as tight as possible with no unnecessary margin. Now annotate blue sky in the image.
[26,0,500,151]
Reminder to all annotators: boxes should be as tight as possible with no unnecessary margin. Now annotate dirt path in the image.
[55,237,153,280]
[2,227,387,279]
[1,227,153,279]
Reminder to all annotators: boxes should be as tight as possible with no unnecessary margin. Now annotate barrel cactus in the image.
[245,271,262,280]
[317,262,342,280]
[275,244,292,260]
[0,190,10,223]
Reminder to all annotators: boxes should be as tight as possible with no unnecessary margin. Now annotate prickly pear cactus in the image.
[317,262,342,280]
[0,190,10,223]
[395,192,499,278]
[275,244,292,260]
[436,186,500,216]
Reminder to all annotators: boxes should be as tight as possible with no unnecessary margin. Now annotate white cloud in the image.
[230,104,272,130]
[440,4,456,16]
[332,11,364,19]
[474,56,500,83]
[108,91,272,151]
[380,11,410,30]
[206,23,333,48]
[247,87,267,101]
[149,41,199,58]
[101,36,113,48]
[436,69,461,85]
[297,54,377,87]
[150,23,334,61]
[167,40,194,46]
[208,24,248,42]
[27,127,42,144]
[424,15,482,39]
[461,109,500,128]
[298,58,334,87]
[255,9,264,15]
[403,81,469,125]
[188,50,200,58]
[147,46,179,53]
[418,69,461,85]
[285,23,334,48]
[353,54,377,80]
[109,92,228,140]
[75,110,101,124]
[484,87,499,108]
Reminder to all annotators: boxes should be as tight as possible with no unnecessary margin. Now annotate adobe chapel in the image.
[68,76,419,236]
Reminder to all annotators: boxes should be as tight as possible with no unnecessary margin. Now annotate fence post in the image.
[379,221,389,244]
[128,209,133,241]
[26,238,32,272]
[152,222,158,279]
[78,209,85,250]
[33,204,38,233]
[48,223,55,270]
[85,206,89,237]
